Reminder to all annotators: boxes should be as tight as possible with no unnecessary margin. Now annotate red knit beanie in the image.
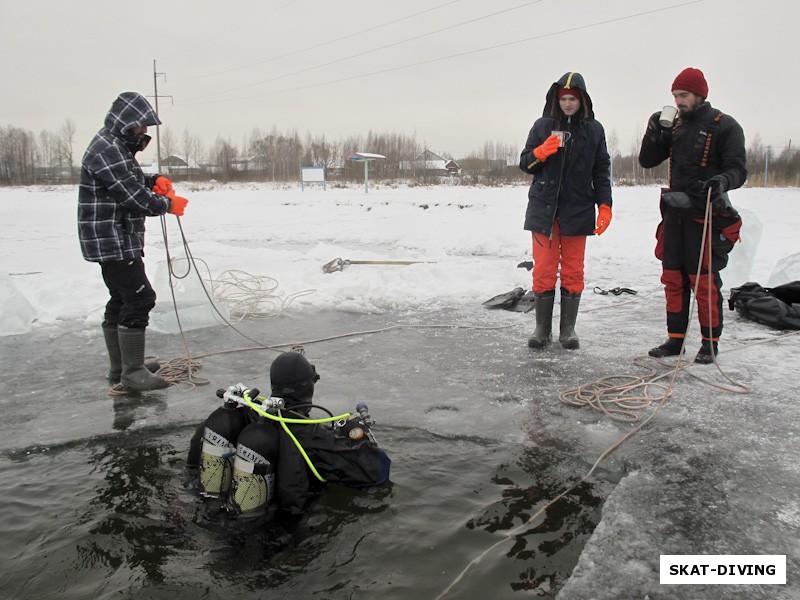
[671,67,708,99]
[558,86,581,100]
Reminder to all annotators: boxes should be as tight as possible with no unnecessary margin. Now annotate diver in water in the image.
[187,351,391,520]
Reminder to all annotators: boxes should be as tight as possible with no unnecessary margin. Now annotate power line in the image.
[179,0,703,107]
[180,0,546,103]
[173,0,465,83]
[167,0,302,70]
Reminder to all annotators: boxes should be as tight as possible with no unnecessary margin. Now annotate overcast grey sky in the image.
[2,0,795,163]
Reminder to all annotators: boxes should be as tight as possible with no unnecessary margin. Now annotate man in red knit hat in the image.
[638,67,747,364]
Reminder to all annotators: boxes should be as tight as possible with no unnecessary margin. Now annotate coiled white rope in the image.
[211,268,314,321]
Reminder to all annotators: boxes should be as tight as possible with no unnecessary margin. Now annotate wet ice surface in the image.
[1,184,798,598]
[2,302,798,599]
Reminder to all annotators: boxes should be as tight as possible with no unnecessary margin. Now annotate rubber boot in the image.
[648,337,685,358]
[102,323,123,384]
[559,289,581,350]
[103,324,160,385]
[694,339,718,364]
[118,326,169,391]
[527,290,555,349]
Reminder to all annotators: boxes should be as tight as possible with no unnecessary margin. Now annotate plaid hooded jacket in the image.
[78,92,169,262]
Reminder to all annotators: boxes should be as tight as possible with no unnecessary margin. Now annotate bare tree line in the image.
[0,120,75,185]
[1,120,797,187]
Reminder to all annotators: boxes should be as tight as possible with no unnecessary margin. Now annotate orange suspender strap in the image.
[669,110,723,181]
[700,111,724,168]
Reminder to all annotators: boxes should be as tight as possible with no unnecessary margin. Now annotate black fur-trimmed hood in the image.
[542,71,595,120]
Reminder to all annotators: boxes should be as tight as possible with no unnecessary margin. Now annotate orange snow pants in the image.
[531,219,587,294]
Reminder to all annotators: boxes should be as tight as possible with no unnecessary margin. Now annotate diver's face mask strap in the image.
[273,378,318,411]
[276,379,316,397]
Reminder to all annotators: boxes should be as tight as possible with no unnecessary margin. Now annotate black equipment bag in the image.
[728,281,800,330]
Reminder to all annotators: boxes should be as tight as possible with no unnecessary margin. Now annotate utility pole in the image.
[765,146,770,188]
[150,60,172,172]
[610,154,614,187]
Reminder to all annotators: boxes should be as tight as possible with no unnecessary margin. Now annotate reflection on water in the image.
[111,394,168,432]
[0,425,616,599]
[464,445,611,595]
[78,438,186,585]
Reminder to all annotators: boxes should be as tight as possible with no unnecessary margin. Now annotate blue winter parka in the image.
[78,92,170,263]
[519,72,612,237]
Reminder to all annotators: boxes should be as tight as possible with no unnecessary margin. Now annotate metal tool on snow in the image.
[322,257,430,273]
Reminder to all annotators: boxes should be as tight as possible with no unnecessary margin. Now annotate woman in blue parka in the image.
[519,71,612,350]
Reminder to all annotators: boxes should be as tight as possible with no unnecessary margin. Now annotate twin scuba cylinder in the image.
[198,384,375,517]
[199,384,281,517]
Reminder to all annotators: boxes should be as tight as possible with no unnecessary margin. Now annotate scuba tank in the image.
[229,414,280,517]
[198,389,248,498]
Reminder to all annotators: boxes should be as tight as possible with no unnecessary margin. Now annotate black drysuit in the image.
[639,101,747,341]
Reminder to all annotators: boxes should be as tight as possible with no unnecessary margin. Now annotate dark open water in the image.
[0,310,620,599]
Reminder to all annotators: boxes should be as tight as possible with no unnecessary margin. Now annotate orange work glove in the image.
[532,135,561,162]
[594,203,612,235]
[153,175,174,196]
[168,195,188,217]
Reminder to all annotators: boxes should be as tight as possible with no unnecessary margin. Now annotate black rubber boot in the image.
[694,340,718,364]
[102,323,123,384]
[559,289,581,350]
[527,290,555,349]
[118,326,169,391]
[648,337,685,358]
[103,323,160,384]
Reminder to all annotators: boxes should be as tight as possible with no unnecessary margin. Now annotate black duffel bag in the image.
[728,281,800,330]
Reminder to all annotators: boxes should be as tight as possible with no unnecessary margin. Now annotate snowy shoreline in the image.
[3,183,799,335]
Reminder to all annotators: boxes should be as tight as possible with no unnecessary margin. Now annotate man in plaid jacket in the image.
[78,91,189,392]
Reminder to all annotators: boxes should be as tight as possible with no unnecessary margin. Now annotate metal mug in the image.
[659,105,678,128]
[551,130,572,147]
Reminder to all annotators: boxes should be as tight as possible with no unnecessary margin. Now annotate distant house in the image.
[203,155,255,175]
[162,155,189,169]
[443,158,461,174]
[141,155,201,176]
[401,150,461,175]
[230,156,255,172]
